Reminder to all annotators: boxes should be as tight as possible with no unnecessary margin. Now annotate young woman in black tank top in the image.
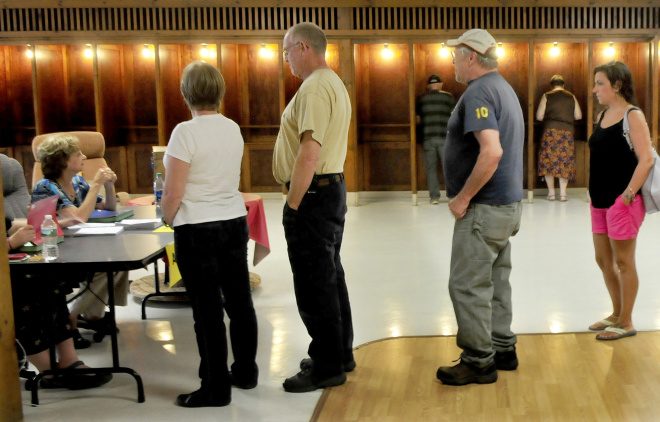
[587,61,653,340]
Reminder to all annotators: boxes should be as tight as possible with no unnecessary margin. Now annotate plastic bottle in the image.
[41,214,59,262]
[153,172,164,208]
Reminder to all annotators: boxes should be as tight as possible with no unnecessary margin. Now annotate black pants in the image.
[174,217,258,396]
[283,180,354,377]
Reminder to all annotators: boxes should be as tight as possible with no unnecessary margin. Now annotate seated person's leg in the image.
[70,271,130,321]
[12,277,112,389]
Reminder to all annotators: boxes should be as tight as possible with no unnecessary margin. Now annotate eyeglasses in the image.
[282,42,302,59]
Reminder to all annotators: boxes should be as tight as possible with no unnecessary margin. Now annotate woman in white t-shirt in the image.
[162,61,258,408]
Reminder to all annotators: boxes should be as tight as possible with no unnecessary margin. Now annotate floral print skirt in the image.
[538,128,576,180]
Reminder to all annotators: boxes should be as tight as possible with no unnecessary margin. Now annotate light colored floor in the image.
[21,190,660,421]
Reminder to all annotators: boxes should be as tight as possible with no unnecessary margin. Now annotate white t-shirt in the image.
[165,114,246,227]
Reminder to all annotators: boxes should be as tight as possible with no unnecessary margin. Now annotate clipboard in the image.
[27,196,63,243]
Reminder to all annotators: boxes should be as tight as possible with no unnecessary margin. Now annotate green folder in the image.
[19,237,64,253]
[88,209,135,223]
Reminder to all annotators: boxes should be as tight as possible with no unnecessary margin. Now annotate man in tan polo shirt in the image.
[273,22,354,393]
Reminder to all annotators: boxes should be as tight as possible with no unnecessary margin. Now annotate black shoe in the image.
[436,360,497,386]
[175,389,231,408]
[64,372,113,390]
[71,329,91,350]
[78,314,119,334]
[495,348,518,371]
[229,371,258,390]
[40,361,113,390]
[40,372,112,390]
[283,367,346,393]
[300,358,356,373]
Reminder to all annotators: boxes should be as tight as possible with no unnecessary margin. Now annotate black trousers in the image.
[174,217,258,396]
[283,180,354,377]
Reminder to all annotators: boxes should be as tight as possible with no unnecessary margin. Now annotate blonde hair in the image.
[38,135,80,180]
[180,61,225,111]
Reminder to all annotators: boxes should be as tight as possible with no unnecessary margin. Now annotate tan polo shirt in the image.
[272,67,351,185]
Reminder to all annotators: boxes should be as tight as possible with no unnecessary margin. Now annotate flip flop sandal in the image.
[547,194,556,201]
[588,318,616,331]
[596,326,637,341]
[40,361,112,390]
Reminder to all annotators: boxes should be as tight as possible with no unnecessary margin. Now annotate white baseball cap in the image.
[447,29,497,56]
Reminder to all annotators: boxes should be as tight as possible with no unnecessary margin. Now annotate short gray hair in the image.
[180,61,225,111]
[458,46,498,70]
[287,22,327,55]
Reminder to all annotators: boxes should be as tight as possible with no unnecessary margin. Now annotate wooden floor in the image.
[312,333,660,421]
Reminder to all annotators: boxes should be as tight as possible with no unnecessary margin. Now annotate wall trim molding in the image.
[0,4,657,42]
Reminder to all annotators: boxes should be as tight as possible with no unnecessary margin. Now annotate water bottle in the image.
[153,172,164,208]
[41,214,59,262]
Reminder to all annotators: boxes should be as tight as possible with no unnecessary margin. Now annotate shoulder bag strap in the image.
[623,106,641,151]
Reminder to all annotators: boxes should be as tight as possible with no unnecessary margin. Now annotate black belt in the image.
[312,173,344,187]
[285,173,344,191]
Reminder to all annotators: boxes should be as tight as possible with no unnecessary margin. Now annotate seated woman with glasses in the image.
[31,134,128,349]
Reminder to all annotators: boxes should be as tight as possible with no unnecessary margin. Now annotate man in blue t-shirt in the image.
[436,29,524,386]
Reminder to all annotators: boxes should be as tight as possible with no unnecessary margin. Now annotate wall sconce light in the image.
[496,42,505,58]
[550,42,560,57]
[605,42,615,57]
[439,42,450,58]
[142,44,155,59]
[199,43,210,58]
[25,44,34,59]
[199,43,217,60]
[84,44,94,59]
[259,43,274,59]
[381,43,394,60]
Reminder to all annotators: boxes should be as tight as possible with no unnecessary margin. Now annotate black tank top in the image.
[588,112,638,208]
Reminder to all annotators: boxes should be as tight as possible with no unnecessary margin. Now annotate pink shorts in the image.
[590,195,645,240]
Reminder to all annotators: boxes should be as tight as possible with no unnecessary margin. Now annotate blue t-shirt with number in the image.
[443,71,524,205]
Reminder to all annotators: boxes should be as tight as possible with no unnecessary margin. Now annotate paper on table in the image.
[68,222,117,230]
[72,226,125,236]
[117,219,162,230]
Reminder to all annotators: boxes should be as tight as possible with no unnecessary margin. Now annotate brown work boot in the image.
[436,360,497,386]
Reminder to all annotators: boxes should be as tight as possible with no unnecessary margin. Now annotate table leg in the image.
[106,270,145,403]
[140,261,160,320]
[140,257,187,320]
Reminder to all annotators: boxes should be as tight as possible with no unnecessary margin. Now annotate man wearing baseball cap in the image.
[436,28,524,386]
[416,74,455,204]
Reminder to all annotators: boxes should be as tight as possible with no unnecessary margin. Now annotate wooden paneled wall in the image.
[0,1,657,195]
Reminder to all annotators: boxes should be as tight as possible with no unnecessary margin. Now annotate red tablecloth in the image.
[132,193,270,266]
[242,193,270,265]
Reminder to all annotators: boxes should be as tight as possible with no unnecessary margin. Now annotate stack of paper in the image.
[66,223,125,236]
[117,219,162,230]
